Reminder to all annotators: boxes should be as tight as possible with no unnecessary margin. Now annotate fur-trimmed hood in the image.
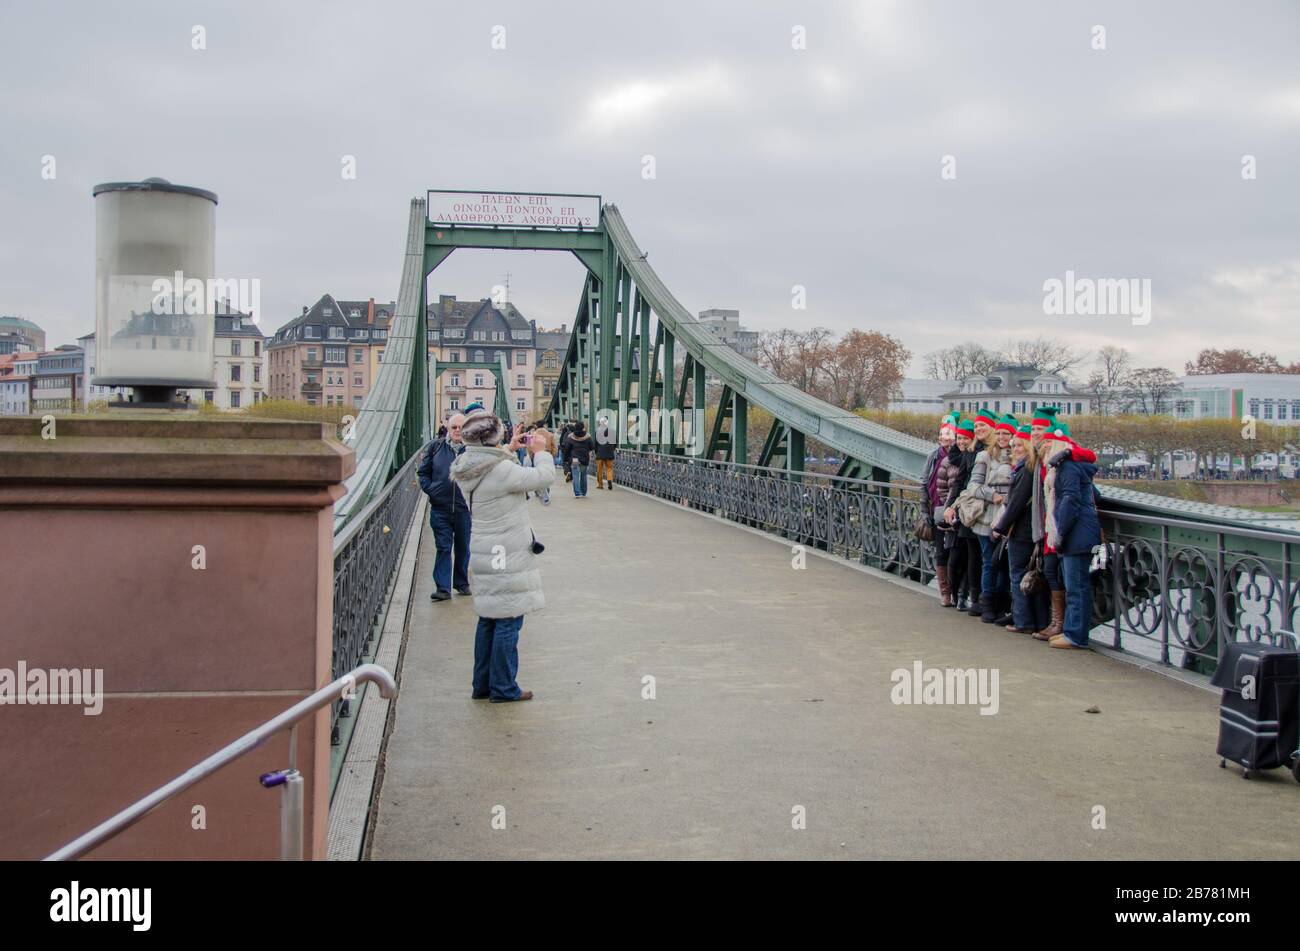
[450,445,514,493]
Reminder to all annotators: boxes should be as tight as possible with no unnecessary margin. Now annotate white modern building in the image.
[888,378,953,415]
[0,352,37,415]
[1173,373,1300,423]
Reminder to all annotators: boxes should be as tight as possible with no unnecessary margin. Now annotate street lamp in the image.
[92,177,218,407]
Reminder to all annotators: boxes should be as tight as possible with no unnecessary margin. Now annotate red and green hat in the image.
[1044,420,1072,442]
[995,412,1018,433]
[1014,424,1033,441]
[954,417,976,438]
[973,408,997,427]
[940,412,957,430]
[1031,405,1060,427]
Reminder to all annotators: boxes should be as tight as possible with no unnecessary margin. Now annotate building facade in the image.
[31,346,84,413]
[941,365,1089,418]
[268,296,394,408]
[697,308,759,360]
[0,352,38,415]
[533,325,571,419]
[0,316,46,355]
[888,378,954,415]
[427,295,536,423]
[1173,373,1300,423]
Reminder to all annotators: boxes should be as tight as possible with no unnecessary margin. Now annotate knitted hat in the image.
[1044,420,1072,442]
[973,409,996,427]
[954,417,975,438]
[1031,405,1060,427]
[461,408,504,446]
[1014,424,1032,441]
[464,400,485,414]
[995,413,1017,433]
[940,412,957,430]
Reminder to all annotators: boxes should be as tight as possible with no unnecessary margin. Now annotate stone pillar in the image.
[0,415,354,859]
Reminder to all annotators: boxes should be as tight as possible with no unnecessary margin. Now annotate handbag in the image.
[955,486,987,526]
[1020,542,1047,595]
[913,516,934,541]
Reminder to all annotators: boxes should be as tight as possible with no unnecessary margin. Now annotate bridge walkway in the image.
[370,481,1299,859]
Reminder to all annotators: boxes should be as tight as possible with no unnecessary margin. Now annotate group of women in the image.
[920,406,1103,650]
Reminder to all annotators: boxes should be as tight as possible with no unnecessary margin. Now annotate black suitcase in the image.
[1210,634,1300,781]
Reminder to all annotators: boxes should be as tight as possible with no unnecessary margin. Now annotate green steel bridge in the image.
[329,194,1300,699]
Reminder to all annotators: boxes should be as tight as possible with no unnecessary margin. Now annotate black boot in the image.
[994,592,1014,627]
[967,590,984,617]
[980,594,998,623]
[955,590,969,612]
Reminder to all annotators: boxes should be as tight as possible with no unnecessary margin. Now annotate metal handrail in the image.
[44,663,397,861]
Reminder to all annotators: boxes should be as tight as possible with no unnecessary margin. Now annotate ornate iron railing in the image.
[1093,510,1300,674]
[330,450,423,743]
[617,448,1300,675]
[616,449,933,582]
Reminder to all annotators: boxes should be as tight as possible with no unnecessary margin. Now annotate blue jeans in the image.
[430,506,471,593]
[1060,552,1093,646]
[978,534,1009,597]
[572,460,588,496]
[473,615,525,700]
[1007,538,1034,629]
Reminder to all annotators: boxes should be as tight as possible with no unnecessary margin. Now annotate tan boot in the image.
[936,566,953,607]
[1033,589,1067,640]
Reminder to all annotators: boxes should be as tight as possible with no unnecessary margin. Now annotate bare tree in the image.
[756,327,834,397]
[1123,367,1181,416]
[1086,345,1132,415]
[922,342,1001,382]
[1002,336,1087,377]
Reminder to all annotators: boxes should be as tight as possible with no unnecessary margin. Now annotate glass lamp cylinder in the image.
[93,178,218,397]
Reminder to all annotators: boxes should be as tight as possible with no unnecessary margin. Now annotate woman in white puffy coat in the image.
[451,410,556,703]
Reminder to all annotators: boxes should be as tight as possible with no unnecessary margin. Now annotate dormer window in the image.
[350,309,360,319]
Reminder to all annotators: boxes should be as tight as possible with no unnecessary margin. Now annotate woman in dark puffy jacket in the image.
[925,421,957,605]
[1043,425,1102,650]
[991,426,1048,633]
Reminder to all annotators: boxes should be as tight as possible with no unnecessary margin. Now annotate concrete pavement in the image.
[370,479,1300,859]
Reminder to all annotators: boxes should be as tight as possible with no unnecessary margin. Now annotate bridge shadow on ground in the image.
[370,481,1299,860]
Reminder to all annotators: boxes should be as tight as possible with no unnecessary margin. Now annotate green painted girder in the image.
[758,420,788,469]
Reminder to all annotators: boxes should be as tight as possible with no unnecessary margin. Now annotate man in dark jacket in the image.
[594,416,617,489]
[417,412,470,601]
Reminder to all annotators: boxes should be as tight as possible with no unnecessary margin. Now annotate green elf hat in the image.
[1044,420,1072,442]
[940,412,958,429]
[954,417,976,438]
[995,412,1018,433]
[1014,424,1033,441]
[973,408,997,427]
[1031,405,1060,427]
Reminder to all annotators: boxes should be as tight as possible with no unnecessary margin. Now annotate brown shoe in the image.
[1049,634,1086,650]
[1033,589,1066,640]
[936,565,954,607]
[490,690,533,703]
[1005,624,1031,633]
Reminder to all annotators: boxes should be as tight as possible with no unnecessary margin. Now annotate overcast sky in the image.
[2,0,1297,377]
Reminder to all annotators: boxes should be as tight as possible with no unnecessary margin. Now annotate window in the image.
[204,390,214,403]
[494,331,505,341]
[516,374,525,388]
[253,365,261,383]
[230,391,241,408]
[1279,402,1288,421]
[254,341,261,357]
[350,309,360,319]
[326,347,345,363]
[517,351,527,365]
[352,329,367,340]
[1076,402,1083,415]
[306,348,317,362]
[449,351,460,362]
[1250,399,1260,417]
[377,350,384,363]
[516,398,526,411]
[451,374,460,387]
[1264,400,1275,420]
[373,330,387,341]
[353,375,362,386]
[305,326,319,339]
[474,374,484,387]
[473,330,486,341]
[230,364,241,382]
[231,340,241,357]
[474,350,484,362]
[330,327,344,340]
[354,349,363,363]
